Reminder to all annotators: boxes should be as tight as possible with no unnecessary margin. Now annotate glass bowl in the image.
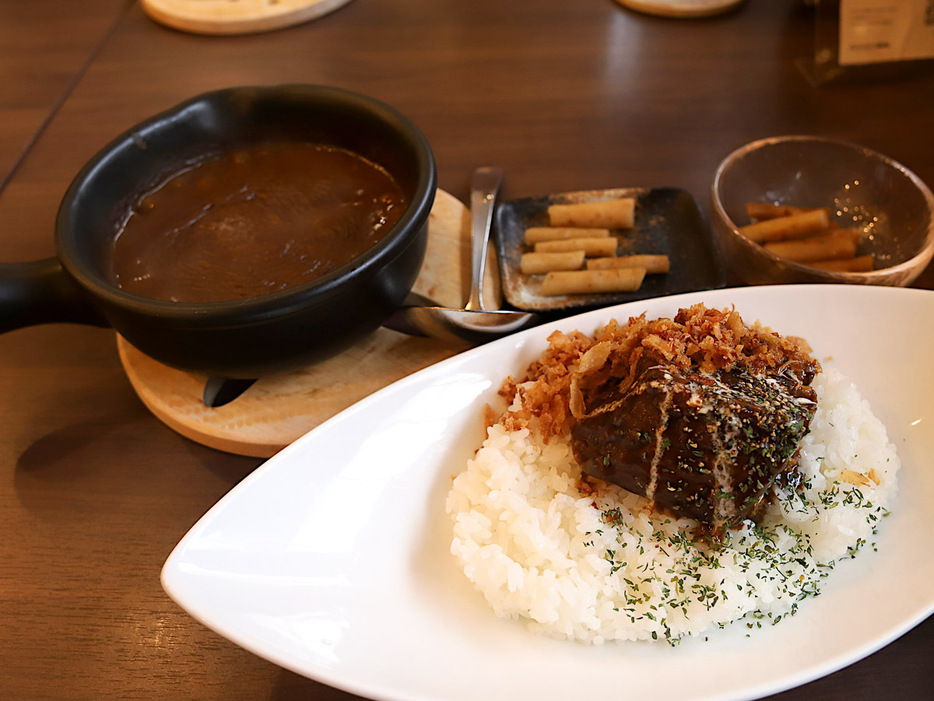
[711,135,934,286]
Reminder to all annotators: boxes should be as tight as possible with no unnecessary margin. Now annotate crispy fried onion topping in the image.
[498,303,818,439]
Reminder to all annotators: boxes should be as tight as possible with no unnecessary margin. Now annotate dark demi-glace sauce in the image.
[106,143,407,302]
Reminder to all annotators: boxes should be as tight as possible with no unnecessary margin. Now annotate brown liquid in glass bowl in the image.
[106,143,407,302]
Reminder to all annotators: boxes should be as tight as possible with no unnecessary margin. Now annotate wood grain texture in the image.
[0,0,130,190]
[0,1,931,699]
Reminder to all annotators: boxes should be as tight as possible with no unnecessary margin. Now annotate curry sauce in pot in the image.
[106,142,408,303]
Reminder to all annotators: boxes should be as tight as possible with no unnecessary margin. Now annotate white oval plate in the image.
[162,285,934,701]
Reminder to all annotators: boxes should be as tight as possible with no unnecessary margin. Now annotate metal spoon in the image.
[383,167,538,344]
[386,290,538,344]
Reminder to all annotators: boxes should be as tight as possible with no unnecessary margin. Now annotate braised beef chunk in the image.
[570,359,818,532]
[499,303,822,534]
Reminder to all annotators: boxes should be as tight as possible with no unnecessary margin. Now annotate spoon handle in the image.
[466,166,504,311]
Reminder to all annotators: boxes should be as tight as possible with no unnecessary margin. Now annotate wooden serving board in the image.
[140,0,354,35]
[118,189,499,458]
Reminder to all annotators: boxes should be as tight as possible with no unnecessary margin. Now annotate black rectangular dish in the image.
[493,187,727,313]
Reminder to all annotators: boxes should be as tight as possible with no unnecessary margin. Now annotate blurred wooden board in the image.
[615,0,744,18]
[140,0,354,35]
[118,189,499,458]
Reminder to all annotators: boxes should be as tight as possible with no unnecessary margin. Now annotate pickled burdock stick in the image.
[524,226,611,245]
[745,203,830,221]
[520,250,586,275]
[790,224,852,239]
[534,237,618,257]
[740,209,830,244]
[835,228,860,243]
[541,268,646,296]
[809,255,874,272]
[587,254,670,274]
[547,197,635,229]
[763,229,857,262]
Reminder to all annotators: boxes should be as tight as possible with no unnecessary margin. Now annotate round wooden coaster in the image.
[140,0,354,35]
[118,189,496,457]
[615,0,744,18]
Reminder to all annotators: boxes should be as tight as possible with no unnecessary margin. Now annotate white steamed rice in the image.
[445,365,899,644]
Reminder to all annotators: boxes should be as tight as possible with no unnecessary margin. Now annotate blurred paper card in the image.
[838,0,934,65]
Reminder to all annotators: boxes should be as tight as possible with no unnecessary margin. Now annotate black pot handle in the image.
[0,258,109,333]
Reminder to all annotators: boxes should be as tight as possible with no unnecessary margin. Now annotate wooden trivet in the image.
[615,0,745,18]
[118,189,498,457]
[140,0,354,35]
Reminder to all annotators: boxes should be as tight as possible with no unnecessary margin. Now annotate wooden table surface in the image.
[1,1,931,698]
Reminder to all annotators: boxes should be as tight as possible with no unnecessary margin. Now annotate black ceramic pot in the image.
[0,85,437,379]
